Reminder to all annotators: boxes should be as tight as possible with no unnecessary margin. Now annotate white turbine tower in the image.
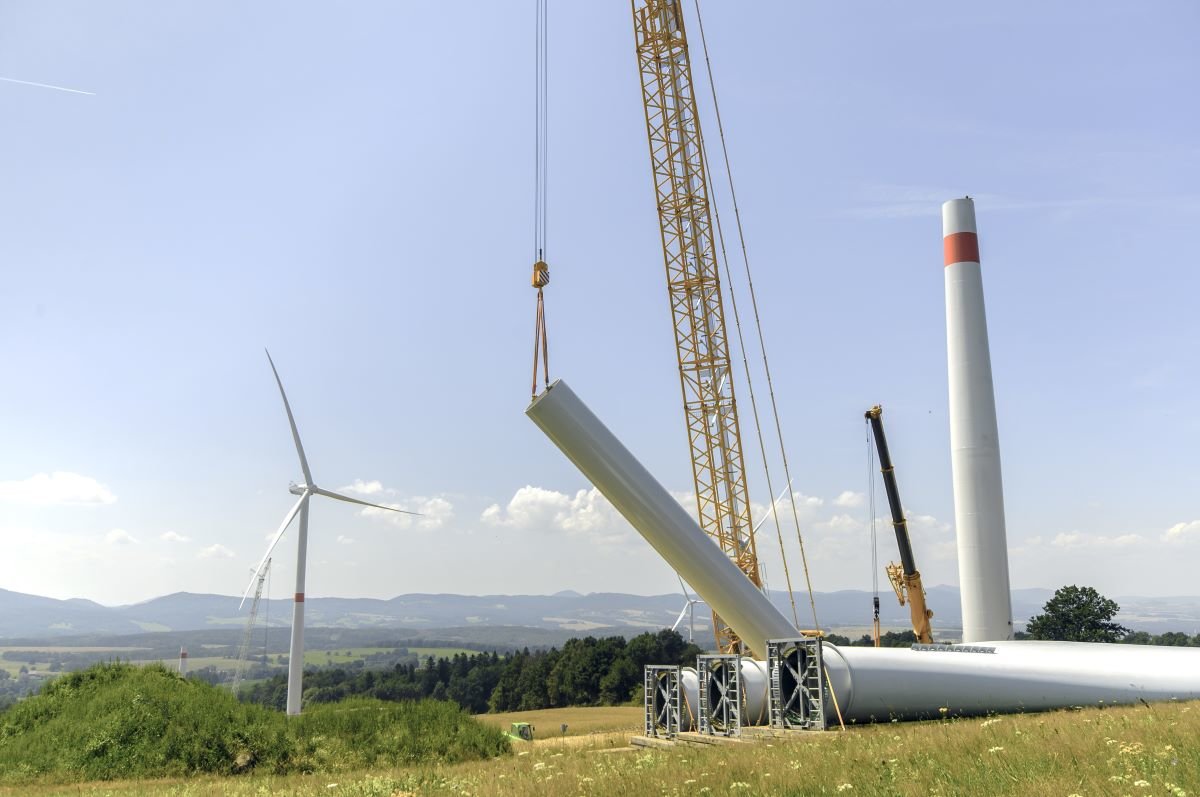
[242,349,419,716]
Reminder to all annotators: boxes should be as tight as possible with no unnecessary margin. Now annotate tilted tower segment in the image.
[632,0,761,652]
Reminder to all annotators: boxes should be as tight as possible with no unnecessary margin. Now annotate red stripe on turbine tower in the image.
[943,232,980,266]
[294,593,304,602]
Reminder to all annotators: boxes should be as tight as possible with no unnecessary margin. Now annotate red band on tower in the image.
[944,232,980,266]
[294,593,304,602]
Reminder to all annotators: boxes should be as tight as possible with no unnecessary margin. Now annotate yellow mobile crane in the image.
[865,405,934,644]
[631,0,762,653]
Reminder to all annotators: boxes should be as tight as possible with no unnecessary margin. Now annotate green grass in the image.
[3,699,1197,796]
[476,706,641,738]
[301,647,395,666]
[408,647,477,661]
[0,662,508,786]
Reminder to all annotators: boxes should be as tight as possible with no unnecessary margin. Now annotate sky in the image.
[1,2,1197,607]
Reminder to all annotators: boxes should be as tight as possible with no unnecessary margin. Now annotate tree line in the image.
[241,628,703,714]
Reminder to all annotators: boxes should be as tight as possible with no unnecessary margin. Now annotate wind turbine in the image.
[671,575,705,644]
[242,349,419,715]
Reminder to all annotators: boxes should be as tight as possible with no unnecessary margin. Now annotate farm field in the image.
[476,705,642,738]
[3,700,1197,796]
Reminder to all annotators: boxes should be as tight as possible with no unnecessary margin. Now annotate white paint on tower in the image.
[943,197,1014,643]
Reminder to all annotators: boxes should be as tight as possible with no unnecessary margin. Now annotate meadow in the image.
[2,687,1196,796]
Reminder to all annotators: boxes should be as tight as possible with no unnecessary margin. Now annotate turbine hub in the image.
[289,482,310,496]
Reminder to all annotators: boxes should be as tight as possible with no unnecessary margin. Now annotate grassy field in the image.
[3,699,1197,796]
[475,706,642,738]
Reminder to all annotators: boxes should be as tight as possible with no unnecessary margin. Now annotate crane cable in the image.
[530,0,550,400]
[691,0,819,631]
[867,419,881,646]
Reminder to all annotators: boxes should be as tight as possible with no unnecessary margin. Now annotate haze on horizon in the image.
[1,2,1197,606]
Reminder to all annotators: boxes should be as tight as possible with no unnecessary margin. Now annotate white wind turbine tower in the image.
[242,349,419,716]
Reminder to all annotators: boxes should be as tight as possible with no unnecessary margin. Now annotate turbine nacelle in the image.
[289,482,308,496]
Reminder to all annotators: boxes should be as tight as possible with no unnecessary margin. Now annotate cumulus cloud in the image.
[1163,520,1200,543]
[482,486,632,545]
[340,479,383,495]
[0,472,116,505]
[361,495,455,530]
[833,491,864,508]
[1050,531,1144,549]
[105,528,137,545]
[160,531,191,543]
[198,544,235,559]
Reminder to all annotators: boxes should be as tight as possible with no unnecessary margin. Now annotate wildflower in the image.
[1133,781,1150,788]
[987,746,1004,753]
[533,762,546,771]
[730,783,751,790]
[837,785,854,792]
[980,717,1002,728]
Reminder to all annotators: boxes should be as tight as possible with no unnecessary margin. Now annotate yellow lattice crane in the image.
[631,0,762,653]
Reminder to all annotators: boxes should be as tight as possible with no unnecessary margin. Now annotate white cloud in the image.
[0,472,116,506]
[340,479,383,495]
[160,531,191,543]
[1050,531,1144,549]
[482,486,632,545]
[198,544,235,559]
[833,491,864,508]
[105,528,137,545]
[361,495,455,530]
[1163,520,1200,543]
[337,535,354,545]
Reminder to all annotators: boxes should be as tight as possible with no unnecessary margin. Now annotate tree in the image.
[1026,585,1129,642]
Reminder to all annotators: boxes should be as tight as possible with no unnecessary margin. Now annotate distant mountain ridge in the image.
[2,586,1198,639]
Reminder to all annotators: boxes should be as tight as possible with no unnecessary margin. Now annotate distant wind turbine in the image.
[671,575,705,644]
[242,349,418,716]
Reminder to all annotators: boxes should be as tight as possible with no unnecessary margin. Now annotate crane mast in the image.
[231,558,271,695]
[865,406,934,644]
[632,0,762,653]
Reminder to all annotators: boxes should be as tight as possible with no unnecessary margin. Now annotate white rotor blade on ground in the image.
[311,486,423,516]
[241,491,309,608]
[265,349,313,487]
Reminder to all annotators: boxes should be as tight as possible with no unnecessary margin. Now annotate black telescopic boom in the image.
[865,405,917,577]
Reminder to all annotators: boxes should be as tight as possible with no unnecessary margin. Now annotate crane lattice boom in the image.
[231,559,270,694]
[632,0,761,653]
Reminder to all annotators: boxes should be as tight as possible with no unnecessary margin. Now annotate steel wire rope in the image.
[530,0,551,398]
[690,0,819,630]
[867,419,880,645]
[677,0,799,629]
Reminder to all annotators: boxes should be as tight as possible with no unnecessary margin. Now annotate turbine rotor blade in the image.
[752,478,795,535]
[240,491,308,609]
[671,603,690,632]
[265,349,313,487]
[312,486,422,515]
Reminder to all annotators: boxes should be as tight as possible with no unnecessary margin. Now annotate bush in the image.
[0,662,507,785]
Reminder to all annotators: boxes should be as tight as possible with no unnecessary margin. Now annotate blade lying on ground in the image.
[312,486,422,515]
[241,491,308,608]
[265,349,313,486]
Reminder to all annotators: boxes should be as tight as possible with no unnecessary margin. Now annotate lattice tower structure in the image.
[632,0,761,653]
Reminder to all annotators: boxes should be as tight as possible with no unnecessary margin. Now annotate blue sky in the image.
[1,2,1197,607]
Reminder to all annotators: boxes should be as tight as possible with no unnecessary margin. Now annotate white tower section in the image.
[943,197,1014,643]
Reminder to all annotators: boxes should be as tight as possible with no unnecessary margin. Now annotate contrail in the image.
[0,76,95,96]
